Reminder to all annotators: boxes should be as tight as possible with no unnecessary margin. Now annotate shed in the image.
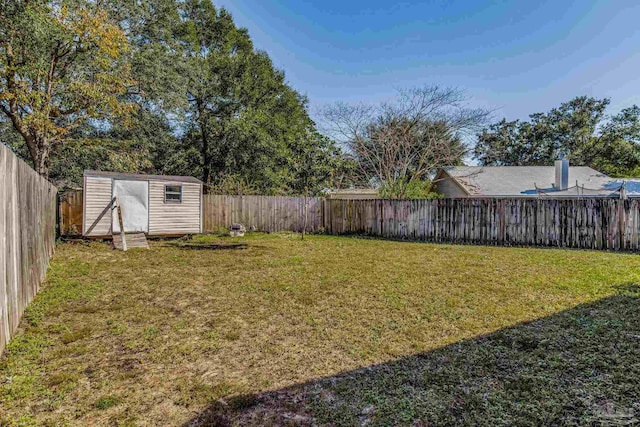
[82,170,203,238]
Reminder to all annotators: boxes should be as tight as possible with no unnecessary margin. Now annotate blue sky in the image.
[215,0,640,123]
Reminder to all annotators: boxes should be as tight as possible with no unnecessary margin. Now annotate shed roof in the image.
[84,170,202,184]
[438,166,616,197]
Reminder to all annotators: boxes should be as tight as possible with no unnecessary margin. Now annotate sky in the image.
[214,0,640,124]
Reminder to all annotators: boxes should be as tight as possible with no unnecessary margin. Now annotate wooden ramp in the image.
[113,232,149,250]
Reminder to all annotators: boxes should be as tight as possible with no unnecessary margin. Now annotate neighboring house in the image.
[83,170,203,238]
[432,161,631,199]
[328,188,379,199]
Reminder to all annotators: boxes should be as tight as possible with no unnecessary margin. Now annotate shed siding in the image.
[148,181,201,235]
[83,177,113,236]
[434,177,468,198]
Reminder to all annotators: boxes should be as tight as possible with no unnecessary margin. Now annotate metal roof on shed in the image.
[84,170,202,184]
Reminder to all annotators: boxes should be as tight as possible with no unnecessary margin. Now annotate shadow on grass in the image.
[165,242,249,251]
[185,285,640,426]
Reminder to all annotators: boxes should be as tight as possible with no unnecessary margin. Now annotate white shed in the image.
[82,170,203,238]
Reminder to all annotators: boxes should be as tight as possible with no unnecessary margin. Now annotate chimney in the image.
[555,159,569,190]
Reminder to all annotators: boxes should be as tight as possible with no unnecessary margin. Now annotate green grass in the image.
[95,396,121,410]
[1,233,639,426]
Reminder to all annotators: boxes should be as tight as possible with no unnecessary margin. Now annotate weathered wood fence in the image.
[1,144,57,354]
[324,198,640,251]
[202,194,324,233]
[59,191,640,251]
[59,189,83,236]
[59,192,326,235]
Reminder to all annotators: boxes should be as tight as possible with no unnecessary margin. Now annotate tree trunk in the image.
[2,106,51,177]
[202,161,211,193]
[20,132,50,178]
[33,140,50,178]
[200,120,211,193]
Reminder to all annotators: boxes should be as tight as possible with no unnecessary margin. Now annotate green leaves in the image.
[474,97,640,177]
[0,0,137,175]
[1,0,345,192]
[379,179,442,200]
[288,131,347,196]
[174,1,340,194]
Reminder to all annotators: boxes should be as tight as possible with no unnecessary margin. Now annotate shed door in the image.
[112,180,149,233]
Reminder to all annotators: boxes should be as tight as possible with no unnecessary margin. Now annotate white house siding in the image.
[148,181,201,235]
[83,176,113,236]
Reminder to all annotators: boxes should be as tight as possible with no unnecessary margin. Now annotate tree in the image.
[474,97,640,177]
[289,131,344,196]
[2,0,348,195]
[175,0,319,194]
[322,86,490,198]
[0,0,135,176]
[592,105,640,176]
[288,130,345,238]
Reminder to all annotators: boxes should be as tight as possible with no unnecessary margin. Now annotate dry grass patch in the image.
[1,233,639,426]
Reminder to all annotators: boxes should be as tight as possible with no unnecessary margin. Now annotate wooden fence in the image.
[1,144,57,354]
[324,198,640,251]
[59,189,83,236]
[202,195,324,233]
[59,191,640,251]
[57,192,326,235]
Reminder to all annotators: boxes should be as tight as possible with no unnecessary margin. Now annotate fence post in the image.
[379,199,384,236]
[618,199,626,251]
[73,193,640,252]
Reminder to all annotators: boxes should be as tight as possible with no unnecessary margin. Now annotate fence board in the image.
[58,189,83,236]
[202,195,324,233]
[1,144,57,354]
[60,190,640,252]
[324,198,640,251]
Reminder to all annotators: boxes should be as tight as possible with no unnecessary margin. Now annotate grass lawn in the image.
[1,233,640,426]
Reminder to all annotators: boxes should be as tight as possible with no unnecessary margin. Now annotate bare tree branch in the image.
[320,85,491,198]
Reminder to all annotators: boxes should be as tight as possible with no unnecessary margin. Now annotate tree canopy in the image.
[5,2,640,195]
[322,86,489,198]
[0,0,135,176]
[175,0,323,193]
[474,97,640,177]
[1,0,346,195]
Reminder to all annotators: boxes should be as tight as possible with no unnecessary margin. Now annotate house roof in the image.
[329,189,379,195]
[328,188,379,199]
[437,166,618,197]
[84,170,202,184]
